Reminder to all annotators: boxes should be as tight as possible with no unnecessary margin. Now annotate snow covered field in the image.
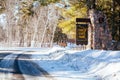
[0,46,120,80]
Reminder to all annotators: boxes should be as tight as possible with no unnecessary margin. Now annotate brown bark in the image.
[115,0,120,5]
[89,9,112,50]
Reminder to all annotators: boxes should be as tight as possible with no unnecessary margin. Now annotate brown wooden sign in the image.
[76,18,91,23]
[76,24,88,45]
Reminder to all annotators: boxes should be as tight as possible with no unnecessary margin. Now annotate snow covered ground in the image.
[30,46,120,80]
[0,46,120,80]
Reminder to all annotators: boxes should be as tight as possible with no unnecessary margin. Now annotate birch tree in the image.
[16,1,59,47]
[0,0,59,47]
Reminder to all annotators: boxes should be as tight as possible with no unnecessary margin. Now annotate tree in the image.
[0,0,60,47]
[0,0,119,48]
[58,0,87,39]
[0,0,6,14]
[54,27,68,44]
[17,0,59,47]
[17,0,34,47]
[58,0,114,49]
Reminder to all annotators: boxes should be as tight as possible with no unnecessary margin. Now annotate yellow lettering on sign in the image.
[78,28,86,39]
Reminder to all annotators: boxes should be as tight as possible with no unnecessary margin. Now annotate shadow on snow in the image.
[0,53,49,76]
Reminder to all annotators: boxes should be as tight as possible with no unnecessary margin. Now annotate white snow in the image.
[0,14,6,28]
[30,47,120,80]
[0,46,120,80]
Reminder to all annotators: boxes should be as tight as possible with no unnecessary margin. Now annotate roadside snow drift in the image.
[32,47,120,80]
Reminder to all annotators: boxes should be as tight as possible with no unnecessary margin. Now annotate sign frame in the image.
[76,18,91,23]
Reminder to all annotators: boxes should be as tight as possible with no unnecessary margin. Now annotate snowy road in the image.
[0,51,56,80]
[0,47,120,80]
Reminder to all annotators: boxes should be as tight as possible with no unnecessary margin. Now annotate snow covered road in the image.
[0,47,120,80]
[0,51,56,80]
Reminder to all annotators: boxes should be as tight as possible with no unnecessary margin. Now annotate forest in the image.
[0,0,120,48]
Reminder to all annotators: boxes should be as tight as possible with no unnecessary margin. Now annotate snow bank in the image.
[34,48,120,80]
[2,46,120,80]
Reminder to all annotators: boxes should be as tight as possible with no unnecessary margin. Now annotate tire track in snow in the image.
[0,51,56,80]
[0,53,18,73]
[15,54,56,80]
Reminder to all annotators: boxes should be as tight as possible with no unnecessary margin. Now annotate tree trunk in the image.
[89,9,112,50]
